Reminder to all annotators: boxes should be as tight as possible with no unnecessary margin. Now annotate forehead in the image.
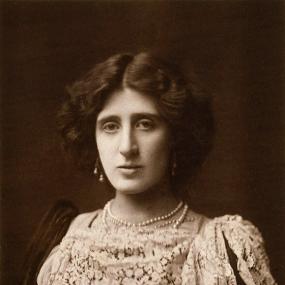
[97,88,160,119]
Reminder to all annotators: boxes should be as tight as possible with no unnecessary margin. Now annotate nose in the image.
[119,127,138,157]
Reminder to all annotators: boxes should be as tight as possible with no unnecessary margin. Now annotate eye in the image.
[136,119,154,130]
[102,122,119,133]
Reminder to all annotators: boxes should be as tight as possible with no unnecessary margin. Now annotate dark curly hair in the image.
[58,52,215,192]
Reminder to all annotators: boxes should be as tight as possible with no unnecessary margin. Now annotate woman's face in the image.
[96,88,172,194]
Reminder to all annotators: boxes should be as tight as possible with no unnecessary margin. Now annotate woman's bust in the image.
[34,52,276,285]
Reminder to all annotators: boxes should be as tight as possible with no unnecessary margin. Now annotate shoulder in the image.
[37,209,102,285]
[201,214,264,250]
[198,214,266,263]
[189,214,277,284]
[67,209,102,233]
[184,212,263,246]
[205,214,261,236]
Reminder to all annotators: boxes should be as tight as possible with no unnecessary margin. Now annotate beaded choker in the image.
[103,200,189,229]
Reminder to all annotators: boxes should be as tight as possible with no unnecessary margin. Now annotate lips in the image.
[117,165,142,169]
[117,165,143,175]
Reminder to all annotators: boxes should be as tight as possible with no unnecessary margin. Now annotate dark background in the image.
[2,1,284,284]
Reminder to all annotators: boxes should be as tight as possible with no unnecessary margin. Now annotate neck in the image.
[111,182,179,223]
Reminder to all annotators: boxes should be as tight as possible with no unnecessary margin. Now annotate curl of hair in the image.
[57,52,215,192]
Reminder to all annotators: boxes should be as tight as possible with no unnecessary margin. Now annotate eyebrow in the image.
[96,112,162,125]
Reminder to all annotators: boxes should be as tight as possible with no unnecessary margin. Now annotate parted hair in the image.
[57,52,215,190]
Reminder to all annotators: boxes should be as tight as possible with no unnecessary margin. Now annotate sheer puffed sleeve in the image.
[182,215,277,285]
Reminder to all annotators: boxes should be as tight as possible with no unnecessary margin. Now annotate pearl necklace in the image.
[106,200,183,227]
[152,204,189,229]
[103,200,189,229]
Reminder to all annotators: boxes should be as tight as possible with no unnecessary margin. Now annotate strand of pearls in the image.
[103,200,189,229]
[105,200,184,228]
[152,204,189,229]
[153,218,178,229]
[173,204,188,229]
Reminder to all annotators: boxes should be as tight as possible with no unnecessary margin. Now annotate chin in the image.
[116,189,146,195]
[113,180,152,195]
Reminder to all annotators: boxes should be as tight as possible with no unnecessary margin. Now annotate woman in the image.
[36,52,276,284]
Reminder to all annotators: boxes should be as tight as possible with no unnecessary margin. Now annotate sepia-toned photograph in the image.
[2,1,284,284]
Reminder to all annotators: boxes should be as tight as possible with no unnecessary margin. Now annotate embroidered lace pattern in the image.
[37,211,277,285]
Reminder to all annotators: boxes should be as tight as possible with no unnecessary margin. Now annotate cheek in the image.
[144,132,171,164]
[96,136,113,166]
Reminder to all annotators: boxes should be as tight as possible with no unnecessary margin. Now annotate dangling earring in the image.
[99,174,104,182]
[94,158,99,175]
[94,158,104,182]
[94,165,98,175]
[171,152,177,176]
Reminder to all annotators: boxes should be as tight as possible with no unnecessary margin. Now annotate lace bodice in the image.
[37,210,276,285]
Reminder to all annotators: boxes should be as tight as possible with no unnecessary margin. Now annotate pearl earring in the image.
[99,174,104,182]
[94,158,99,175]
[94,158,104,182]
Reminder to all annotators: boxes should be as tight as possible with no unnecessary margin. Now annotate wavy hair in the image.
[57,52,215,191]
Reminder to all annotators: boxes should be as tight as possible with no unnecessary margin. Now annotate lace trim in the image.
[37,214,277,285]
